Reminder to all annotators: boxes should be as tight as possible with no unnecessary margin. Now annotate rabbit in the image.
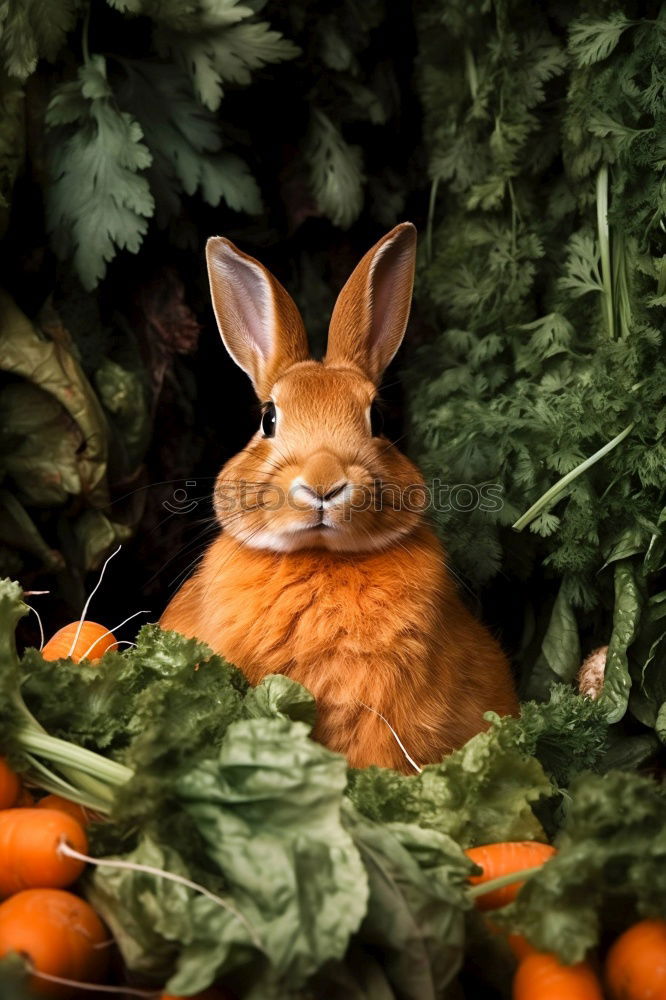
[160,223,518,772]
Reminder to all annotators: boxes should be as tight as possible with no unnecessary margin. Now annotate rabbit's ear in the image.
[206,237,309,398]
[325,222,417,384]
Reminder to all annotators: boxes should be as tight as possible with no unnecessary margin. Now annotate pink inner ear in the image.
[217,251,274,361]
[367,236,414,370]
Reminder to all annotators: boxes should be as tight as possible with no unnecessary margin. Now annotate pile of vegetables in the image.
[1,577,666,999]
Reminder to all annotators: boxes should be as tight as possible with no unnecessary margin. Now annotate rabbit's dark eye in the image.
[370,401,384,437]
[261,402,276,438]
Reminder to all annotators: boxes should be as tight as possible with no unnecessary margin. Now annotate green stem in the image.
[613,230,631,339]
[11,690,114,803]
[468,864,543,899]
[82,2,91,64]
[23,754,110,813]
[17,729,133,788]
[464,45,478,100]
[426,175,440,265]
[513,423,635,532]
[596,166,615,339]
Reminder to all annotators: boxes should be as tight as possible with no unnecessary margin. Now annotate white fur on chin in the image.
[228,521,412,554]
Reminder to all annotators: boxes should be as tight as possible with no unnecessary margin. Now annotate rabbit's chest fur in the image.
[161,527,517,769]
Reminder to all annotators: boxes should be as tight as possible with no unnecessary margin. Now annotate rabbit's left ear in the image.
[206,237,309,399]
[325,222,417,384]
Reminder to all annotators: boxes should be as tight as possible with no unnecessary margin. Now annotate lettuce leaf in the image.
[348,686,611,848]
[20,625,248,755]
[348,714,549,848]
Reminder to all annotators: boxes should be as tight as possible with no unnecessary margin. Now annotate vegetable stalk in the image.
[0,580,129,813]
[596,165,615,340]
[513,423,634,531]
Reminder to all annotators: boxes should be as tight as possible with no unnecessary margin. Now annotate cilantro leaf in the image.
[306,110,365,228]
[0,0,79,80]
[569,14,634,68]
[156,17,299,111]
[45,55,154,289]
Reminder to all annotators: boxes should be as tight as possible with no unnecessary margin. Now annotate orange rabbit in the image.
[161,223,518,771]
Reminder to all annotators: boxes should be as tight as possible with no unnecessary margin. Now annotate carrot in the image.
[605,919,666,1000]
[466,841,556,910]
[36,795,89,827]
[0,757,21,809]
[0,888,108,996]
[41,621,117,663]
[0,809,88,897]
[513,953,604,1000]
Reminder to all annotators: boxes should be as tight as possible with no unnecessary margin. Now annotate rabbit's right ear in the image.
[325,222,417,385]
[206,237,309,399]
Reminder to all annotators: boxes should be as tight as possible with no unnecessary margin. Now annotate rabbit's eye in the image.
[261,402,276,438]
[370,401,384,437]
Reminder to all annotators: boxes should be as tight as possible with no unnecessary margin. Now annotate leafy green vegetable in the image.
[524,584,581,699]
[342,810,470,1000]
[170,718,368,989]
[499,770,666,963]
[348,710,552,847]
[46,55,154,290]
[499,685,610,787]
[0,0,79,80]
[349,687,611,850]
[114,59,262,223]
[0,291,109,509]
[306,110,365,228]
[20,625,248,755]
[568,14,635,69]
[154,11,299,112]
[598,560,643,723]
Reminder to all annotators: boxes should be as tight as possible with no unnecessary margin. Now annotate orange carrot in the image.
[36,795,89,827]
[0,809,88,897]
[0,758,21,809]
[466,841,556,910]
[0,888,108,996]
[605,919,666,1000]
[41,622,117,663]
[513,953,604,1000]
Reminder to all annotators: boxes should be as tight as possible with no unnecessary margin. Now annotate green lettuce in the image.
[498,770,666,962]
[348,686,609,848]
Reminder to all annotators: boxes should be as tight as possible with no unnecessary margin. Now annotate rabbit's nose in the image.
[308,481,348,503]
[291,478,349,507]
[295,453,349,507]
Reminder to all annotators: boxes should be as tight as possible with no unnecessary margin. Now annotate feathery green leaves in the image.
[46,56,154,289]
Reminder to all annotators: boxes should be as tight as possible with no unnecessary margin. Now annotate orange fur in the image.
[162,527,517,770]
[161,224,518,772]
